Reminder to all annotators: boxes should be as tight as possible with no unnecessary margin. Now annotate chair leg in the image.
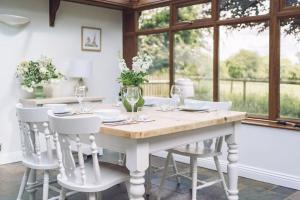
[146,155,152,195]
[214,156,229,199]
[170,154,181,185]
[191,157,198,200]
[157,152,172,200]
[97,192,103,200]
[88,192,97,200]
[59,187,66,200]
[17,168,31,200]
[42,170,49,200]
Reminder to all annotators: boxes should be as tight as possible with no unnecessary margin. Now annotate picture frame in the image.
[81,26,101,52]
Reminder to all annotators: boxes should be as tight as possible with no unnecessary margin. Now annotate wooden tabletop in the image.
[20,96,104,105]
[100,106,246,139]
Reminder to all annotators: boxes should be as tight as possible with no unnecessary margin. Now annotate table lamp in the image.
[68,59,92,90]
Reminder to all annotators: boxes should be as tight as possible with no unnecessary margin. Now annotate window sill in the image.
[242,118,300,131]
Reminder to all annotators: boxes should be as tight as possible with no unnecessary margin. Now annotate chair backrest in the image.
[48,111,102,185]
[182,100,232,152]
[144,96,171,106]
[16,103,54,162]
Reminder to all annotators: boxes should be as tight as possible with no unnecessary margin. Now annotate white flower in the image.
[40,67,47,74]
[118,59,129,71]
[131,53,152,73]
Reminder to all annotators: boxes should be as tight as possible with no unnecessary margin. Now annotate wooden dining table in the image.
[94,104,246,200]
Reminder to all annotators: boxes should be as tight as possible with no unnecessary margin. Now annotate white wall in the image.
[0,0,122,163]
[155,124,300,190]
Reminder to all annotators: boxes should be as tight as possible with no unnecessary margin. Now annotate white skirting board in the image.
[0,151,22,165]
[153,151,300,190]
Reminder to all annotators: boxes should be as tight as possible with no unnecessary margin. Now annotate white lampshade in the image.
[176,78,195,98]
[68,59,92,78]
[0,14,30,26]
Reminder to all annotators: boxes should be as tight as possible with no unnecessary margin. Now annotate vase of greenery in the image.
[16,56,64,99]
[118,54,152,112]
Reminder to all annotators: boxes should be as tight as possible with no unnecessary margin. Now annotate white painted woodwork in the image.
[155,100,232,200]
[78,103,244,200]
[48,111,130,196]
[16,103,59,200]
[20,96,104,106]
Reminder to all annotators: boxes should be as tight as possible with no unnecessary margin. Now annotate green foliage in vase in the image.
[118,53,153,87]
[16,56,63,92]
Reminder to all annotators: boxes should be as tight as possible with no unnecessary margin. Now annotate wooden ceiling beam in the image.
[62,0,132,10]
[49,0,61,27]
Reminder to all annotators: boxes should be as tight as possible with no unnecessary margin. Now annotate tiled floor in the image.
[0,156,298,200]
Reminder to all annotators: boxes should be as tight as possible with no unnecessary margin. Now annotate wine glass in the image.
[170,85,182,110]
[75,86,86,113]
[124,86,140,121]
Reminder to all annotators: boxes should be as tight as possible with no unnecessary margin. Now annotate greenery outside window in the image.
[138,7,170,30]
[177,2,212,23]
[218,0,270,19]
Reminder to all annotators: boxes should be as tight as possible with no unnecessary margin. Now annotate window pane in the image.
[219,0,269,19]
[139,7,170,30]
[280,18,300,119]
[219,22,269,115]
[174,28,213,101]
[285,0,300,7]
[177,2,211,22]
[138,33,169,97]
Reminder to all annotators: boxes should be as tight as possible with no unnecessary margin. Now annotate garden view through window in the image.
[137,1,300,120]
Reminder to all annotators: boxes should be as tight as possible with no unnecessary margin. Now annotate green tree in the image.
[225,50,263,79]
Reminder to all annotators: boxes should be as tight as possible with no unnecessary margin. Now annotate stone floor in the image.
[0,156,299,200]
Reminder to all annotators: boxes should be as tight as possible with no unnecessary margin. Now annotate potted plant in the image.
[16,56,64,98]
[118,53,152,112]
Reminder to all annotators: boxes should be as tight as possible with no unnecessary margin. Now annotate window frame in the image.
[124,0,300,124]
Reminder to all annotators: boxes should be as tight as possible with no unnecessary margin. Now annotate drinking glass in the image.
[75,86,86,113]
[124,86,140,121]
[170,85,182,110]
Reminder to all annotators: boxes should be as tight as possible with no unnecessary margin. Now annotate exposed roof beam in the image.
[62,0,132,10]
[49,0,61,27]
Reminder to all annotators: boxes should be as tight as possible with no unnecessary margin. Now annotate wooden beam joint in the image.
[49,0,61,27]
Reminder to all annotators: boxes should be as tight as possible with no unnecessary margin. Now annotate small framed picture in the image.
[81,26,101,52]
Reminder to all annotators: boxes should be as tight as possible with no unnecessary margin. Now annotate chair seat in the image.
[57,162,129,193]
[22,151,58,170]
[168,146,221,158]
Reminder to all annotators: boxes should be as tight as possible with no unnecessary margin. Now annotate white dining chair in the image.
[16,103,59,200]
[157,100,232,200]
[48,111,130,200]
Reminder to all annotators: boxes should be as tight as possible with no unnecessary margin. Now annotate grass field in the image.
[143,78,300,118]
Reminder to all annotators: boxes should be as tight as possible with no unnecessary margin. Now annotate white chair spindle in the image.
[44,122,53,160]
[32,123,41,161]
[18,121,26,157]
[76,134,86,185]
[54,131,67,180]
[90,134,101,183]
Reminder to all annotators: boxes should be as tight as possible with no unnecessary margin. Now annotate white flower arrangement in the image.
[118,53,153,87]
[16,56,64,93]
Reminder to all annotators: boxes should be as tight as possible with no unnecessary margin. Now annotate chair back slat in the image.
[76,134,86,185]
[48,111,102,185]
[16,103,54,162]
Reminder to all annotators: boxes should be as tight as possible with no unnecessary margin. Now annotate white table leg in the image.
[225,124,239,200]
[126,141,149,200]
[27,169,38,200]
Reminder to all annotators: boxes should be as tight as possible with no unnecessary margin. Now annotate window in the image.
[138,7,170,30]
[174,28,213,100]
[280,18,300,119]
[177,2,211,23]
[125,0,300,122]
[285,0,300,7]
[219,0,270,19]
[138,33,169,97]
[219,22,269,115]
